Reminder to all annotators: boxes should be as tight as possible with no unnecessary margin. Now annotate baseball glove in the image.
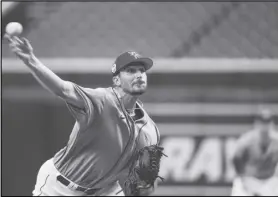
[123,145,167,196]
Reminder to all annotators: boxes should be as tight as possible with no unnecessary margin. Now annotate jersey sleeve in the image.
[65,83,106,122]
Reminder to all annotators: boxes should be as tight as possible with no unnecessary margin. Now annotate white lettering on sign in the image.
[159,137,195,181]
[187,138,222,182]
[224,138,237,182]
[159,136,238,184]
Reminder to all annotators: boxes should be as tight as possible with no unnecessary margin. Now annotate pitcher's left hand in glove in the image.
[123,145,167,196]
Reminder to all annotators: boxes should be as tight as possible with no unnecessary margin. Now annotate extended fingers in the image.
[4,34,24,45]
[21,37,33,50]
[9,41,20,49]
[4,34,13,42]
[11,47,22,54]
[13,36,24,45]
[9,42,21,51]
[9,42,23,56]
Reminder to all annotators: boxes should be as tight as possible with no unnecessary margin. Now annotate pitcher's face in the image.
[118,63,147,96]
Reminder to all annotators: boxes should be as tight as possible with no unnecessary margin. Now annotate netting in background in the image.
[2,2,278,58]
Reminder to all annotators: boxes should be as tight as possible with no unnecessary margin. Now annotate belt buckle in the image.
[69,183,79,190]
[57,175,81,191]
[84,188,90,193]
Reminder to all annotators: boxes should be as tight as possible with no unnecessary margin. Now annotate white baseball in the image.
[5,22,23,36]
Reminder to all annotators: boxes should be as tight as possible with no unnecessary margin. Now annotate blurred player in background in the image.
[231,108,278,196]
[5,34,164,196]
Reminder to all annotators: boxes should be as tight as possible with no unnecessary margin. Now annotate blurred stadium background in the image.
[2,2,278,196]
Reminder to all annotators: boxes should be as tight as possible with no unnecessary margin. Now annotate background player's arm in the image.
[232,137,248,176]
[232,132,253,177]
[232,148,246,176]
[231,135,257,194]
[6,35,84,109]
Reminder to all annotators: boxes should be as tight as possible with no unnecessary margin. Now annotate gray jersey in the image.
[53,84,160,188]
[233,129,278,179]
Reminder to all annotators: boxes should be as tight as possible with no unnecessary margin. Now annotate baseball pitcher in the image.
[5,34,166,196]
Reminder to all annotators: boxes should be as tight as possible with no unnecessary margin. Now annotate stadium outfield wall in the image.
[2,58,278,73]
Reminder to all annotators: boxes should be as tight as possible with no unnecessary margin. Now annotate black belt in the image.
[57,175,101,195]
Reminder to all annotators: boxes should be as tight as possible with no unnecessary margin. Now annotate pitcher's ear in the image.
[112,75,120,86]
